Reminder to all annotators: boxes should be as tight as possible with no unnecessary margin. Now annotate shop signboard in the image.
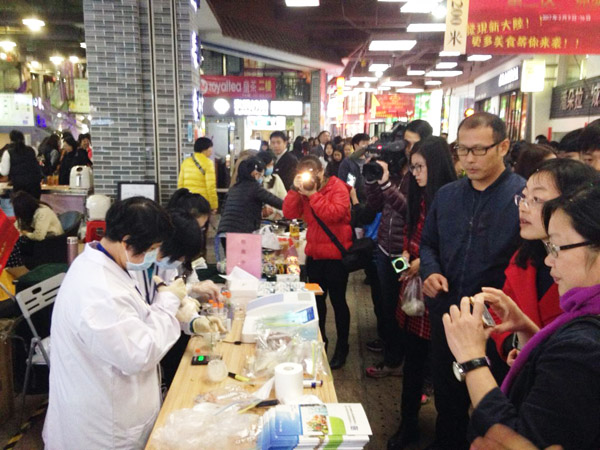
[0,93,33,127]
[550,75,600,119]
[467,0,600,55]
[72,79,90,113]
[200,75,276,99]
[270,100,303,116]
[373,94,415,119]
[474,65,521,101]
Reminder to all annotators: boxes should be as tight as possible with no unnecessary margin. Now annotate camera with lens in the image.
[300,171,316,191]
[363,121,408,183]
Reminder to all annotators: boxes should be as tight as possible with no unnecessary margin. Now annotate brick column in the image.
[84,0,200,204]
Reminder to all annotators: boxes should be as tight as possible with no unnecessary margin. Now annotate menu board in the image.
[0,93,34,127]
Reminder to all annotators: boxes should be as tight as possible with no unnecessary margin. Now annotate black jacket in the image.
[218,179,284,234]
[59,148,92,185]
[420,169,525,316]
[470,317,600,450]
[274,151,298,191]
[338,157,366,203]
[8,145,42,187]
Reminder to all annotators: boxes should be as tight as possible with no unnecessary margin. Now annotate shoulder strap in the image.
[192,155,205,175]
[310,206,347,256]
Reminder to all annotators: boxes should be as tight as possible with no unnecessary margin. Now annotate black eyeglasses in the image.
[409,164,425,174]
[456,140,502,156]
[543,240,593,258]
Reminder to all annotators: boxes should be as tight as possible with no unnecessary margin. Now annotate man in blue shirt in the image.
[419,113,525,450]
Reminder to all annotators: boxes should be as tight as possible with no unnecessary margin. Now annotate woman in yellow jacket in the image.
[177,137,218,211]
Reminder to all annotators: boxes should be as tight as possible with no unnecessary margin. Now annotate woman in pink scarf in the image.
[443,184,600,450]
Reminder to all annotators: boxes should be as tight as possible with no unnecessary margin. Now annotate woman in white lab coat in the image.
[43,197,185,450]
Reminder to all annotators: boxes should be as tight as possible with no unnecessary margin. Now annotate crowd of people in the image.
[2,113,600,449]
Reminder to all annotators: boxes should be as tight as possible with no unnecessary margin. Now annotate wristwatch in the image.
[452,357,490,382]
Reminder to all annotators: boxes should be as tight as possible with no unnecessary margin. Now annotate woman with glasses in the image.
[388,136,456,449]
[443,182,600,450]
[491,159,597,366]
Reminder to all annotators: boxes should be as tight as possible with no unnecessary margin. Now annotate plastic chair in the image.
[58,211,83,237]
[14,273,65,422]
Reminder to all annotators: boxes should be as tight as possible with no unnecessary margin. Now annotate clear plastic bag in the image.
[401,276,425,317]
[150,403,260,450]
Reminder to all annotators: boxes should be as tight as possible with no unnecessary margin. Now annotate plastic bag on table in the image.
[256,224,280,251]
[400,276,425,317]
[150,403,260,450]
[245,326,326,379]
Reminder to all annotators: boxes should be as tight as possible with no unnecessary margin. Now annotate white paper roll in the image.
[274,362,303,404]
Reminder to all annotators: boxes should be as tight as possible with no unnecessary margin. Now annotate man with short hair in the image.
[578,119,600,170]
[557,128,582,161]
[312,130,331,158]
[338,133,370,202]
[270,131,297,190]
[419,113,525,450]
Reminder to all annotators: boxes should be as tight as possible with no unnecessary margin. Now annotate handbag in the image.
[310,207,374,273]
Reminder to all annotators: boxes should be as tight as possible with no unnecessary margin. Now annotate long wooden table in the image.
[145,315,337,449]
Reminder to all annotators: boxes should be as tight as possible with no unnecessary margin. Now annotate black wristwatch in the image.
[452,357,490,382]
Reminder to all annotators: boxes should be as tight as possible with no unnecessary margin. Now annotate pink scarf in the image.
[501,283,600,394]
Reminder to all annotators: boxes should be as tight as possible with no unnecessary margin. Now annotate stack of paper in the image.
[259,403,372,449]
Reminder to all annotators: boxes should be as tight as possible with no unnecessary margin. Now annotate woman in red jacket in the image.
[283,155,353,369]
[492,159,598,362]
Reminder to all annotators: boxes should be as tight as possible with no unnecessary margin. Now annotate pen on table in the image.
[303,380,323,388]
[228,372,250,382]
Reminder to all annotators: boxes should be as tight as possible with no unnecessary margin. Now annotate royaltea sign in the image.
[201,75,276,100]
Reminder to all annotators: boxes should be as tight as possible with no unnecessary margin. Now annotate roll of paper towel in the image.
[274,362,303,404]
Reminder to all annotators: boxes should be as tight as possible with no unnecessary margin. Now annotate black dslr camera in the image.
[363,122,408,183]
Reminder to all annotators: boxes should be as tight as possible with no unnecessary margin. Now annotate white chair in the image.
[14,273,65,421]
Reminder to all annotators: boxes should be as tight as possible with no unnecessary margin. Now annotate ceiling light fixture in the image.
[407,23,446,32]
[364,82,371,88]
[369,40,417,51]
[345,79,360,86]
[439,50,460,57]
[425,70,463,77]
[0,41,17,52]
[285,0,319,6]
[29,60,41,69]
[425,80,442,85]
[49,55,64,65]
[436,61,458,69]
[355,88,377,92]
[350,76,379,82]
[369,63,391,72]
[0,53,7,61]
[396,88,424,93]
[432,4,447,19]
[80,42,87,49]
[22,18,45,32]
[401,0,437,13]
[467,54,493,62]
[407,69,425,76]
[69,56,79,63]
[382,80,412,87]
[375,70,384,78]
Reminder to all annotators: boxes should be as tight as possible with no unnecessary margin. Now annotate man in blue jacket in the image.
[419,113,525,450]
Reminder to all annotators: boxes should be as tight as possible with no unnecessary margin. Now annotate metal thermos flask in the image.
[67,236,79,265]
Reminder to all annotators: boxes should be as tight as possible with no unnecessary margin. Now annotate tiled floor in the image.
[0,270,437,449]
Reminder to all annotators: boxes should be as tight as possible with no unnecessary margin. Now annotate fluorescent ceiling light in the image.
[369,63,391,72]
[69,56,79,63]
[397,88,424,93]
[382,80,412,87]
[285,0,319,6]
[425,80,442,85]
[364,82,371,88]
[22,18,45,32]
[436,61,458,69]
[80,42,87,49]
[467,54,493,62]
[401,0,436,13]
[0,53,6,61]
[343,86,353,90]
[49,55,64,65]
[407,69,425,76]
[407,23,446,32]
[350,76,378,82]
[439,51,460,57]
[29,60,41,69]
[369,40,417,51]
[425,70,463,77]
[375,71,384,78]
[378,86,392,90]
[0,41,16,52]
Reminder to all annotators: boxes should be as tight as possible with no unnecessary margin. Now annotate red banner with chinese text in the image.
[467,0,600,55]
[373,94,415,118]
[200,75,276,99]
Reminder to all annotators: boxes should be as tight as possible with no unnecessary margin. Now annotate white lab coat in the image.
[43,243,181,450]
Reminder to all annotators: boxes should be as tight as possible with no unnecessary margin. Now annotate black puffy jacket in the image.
[365,174,408,256]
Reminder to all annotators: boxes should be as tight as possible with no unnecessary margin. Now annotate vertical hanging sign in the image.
[444,0,470,55]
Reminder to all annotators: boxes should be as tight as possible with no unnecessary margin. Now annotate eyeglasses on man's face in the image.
[543,240,593,258]
[456,140,502,156]
[409,163,425,174]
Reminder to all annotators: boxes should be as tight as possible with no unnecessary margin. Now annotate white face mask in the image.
[125,247,158,271]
